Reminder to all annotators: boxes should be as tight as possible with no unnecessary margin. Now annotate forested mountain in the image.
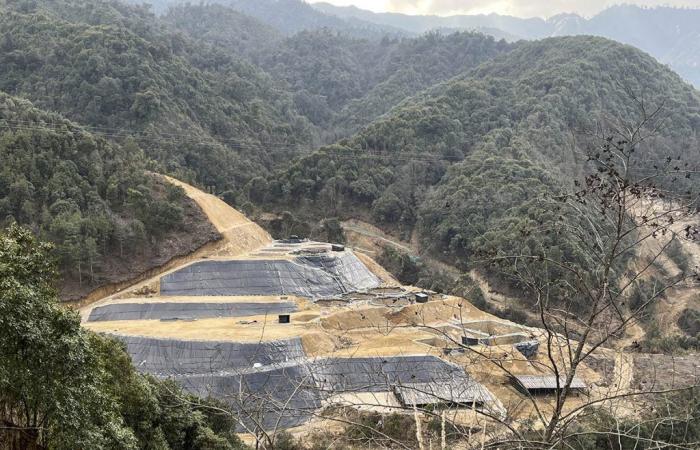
[259,36,700,291]
[0,92,217,300]
[314,2,546,38]
[550,5,700,87]
[162,3,282,59]
[0,0,315,194]
[160,4,512,140]
[2,0,699,305]
[130,0,405,37]
[255,28,511,138]
[0,0,515,297]
[315,3,700,87]
[331,31,512,135]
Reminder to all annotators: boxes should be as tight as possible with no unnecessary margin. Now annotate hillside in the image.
[162,3,282,59]
[259,36,700,306]
[315,3,700,87]
[257,28,511,137]
[159,4,512,140]
[0,0,513,300]
[0,0,315,194]
[550,5,700,87]
[314,2,546,37]
[1,2,699,447]
[0,92,219,301]
[133,0,405,37]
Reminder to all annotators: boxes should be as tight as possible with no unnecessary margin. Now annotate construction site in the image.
[79,175,687,444]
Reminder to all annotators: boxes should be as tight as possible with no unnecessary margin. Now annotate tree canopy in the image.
[0,224,247,450]
[260,36,700,293]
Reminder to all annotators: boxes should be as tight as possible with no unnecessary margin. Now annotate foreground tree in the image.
[0,224,134,449]
[0,225,248,450]
[469,97,700,448]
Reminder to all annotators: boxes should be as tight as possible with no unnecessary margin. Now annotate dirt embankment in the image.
[163,175,272,256]
[61,175,220,303]
[69,175,273,309]
[626,199,700,340]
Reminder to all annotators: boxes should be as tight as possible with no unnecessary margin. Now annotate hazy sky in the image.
[312,1,700,18]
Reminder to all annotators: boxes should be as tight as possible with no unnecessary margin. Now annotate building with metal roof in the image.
[393,379,494,408]
[512,375,587,395]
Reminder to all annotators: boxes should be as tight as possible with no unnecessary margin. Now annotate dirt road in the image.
[79,175,272,317]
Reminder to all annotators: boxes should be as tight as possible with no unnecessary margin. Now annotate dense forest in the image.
[1,0,699,306]
[0,0,518,296]
[316,3,700,87]
[135,0,405,37]
[0,0,315,193]
[162,3,282,59]
[0,225,246,449]
[259,36,700,296]
[0,92,218,300]
[256,29,512,137]
[162,4,512,139]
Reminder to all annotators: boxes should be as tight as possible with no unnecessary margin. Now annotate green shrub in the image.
[678,308,700,337]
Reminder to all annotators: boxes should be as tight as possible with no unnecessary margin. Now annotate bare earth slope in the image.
[79,176,698,444]
[78,176,272,313]
[65,174,220,305]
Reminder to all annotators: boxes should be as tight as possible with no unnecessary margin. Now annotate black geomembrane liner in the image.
[88,301,298,322]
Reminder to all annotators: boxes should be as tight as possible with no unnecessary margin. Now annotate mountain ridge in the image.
[313,3,700,87]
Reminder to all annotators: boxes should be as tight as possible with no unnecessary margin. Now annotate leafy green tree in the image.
[0,225,249,449]
[372,191,405,224]
[0,224,136,449]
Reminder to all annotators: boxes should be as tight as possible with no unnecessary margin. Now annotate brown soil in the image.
[163,175,272,256]
[75,176,686,442]
[60,175,220,302]
[632,353,700,390]
[75,176,273,311]
[84,314,313,342]
[354,251,399,286]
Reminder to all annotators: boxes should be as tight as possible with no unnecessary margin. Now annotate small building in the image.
[512,375,586,395]
[393,379,493,408]
[278,314,291,324]
[415,292,429,303]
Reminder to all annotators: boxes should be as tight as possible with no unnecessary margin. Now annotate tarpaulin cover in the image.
[113,338,487,430]
[171,356,472,430]
[88,302,298,322]
[514,340,540,359]
[116,335,305,376]
[309,356,472,393]
[177,363,321,429]
[159,253,380,298]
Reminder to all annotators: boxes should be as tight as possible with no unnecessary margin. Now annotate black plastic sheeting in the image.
[159,253,380,299]
[171,356,470,430]
[178,363,321,430]
[88,302,298,322]
[113,333,482,430]
[514,340,540,359]
[309,356,472,393]
[117,335,305,376]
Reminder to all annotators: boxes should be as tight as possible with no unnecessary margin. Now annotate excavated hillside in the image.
[80,176,699,443]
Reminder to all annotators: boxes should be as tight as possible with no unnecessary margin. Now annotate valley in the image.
[0,1,698,449]
[78,175,698,446]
